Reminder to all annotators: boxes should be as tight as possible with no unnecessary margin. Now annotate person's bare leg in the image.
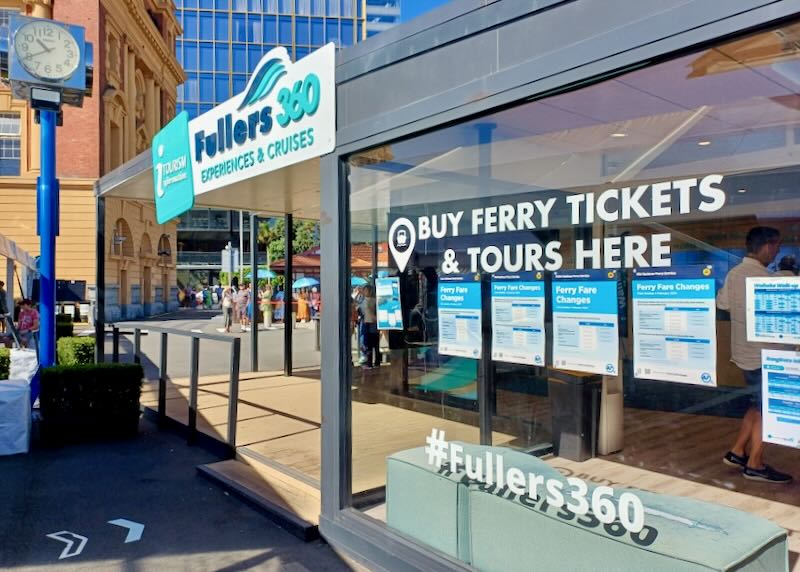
[731,408,757,457]
[746,411,764,469]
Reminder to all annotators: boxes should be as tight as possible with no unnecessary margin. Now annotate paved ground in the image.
[0,417,364,571]
[105,310,322,381]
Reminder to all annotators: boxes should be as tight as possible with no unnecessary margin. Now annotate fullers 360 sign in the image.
[389,174,727,274]
[153,43,335,223]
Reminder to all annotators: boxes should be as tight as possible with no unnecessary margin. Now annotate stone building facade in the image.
[0,0,184,321]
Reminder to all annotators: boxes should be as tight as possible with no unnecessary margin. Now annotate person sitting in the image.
[18,299,39,348]
[3,298,39,349]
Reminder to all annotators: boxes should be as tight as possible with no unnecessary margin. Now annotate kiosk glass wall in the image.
[347,19,800,563]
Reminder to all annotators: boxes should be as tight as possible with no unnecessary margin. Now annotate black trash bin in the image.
[547,369,602,462]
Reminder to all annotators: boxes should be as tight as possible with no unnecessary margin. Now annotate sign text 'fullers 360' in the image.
[388,174,727,273]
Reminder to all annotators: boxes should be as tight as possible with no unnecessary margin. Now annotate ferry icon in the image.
[396,229,408,247]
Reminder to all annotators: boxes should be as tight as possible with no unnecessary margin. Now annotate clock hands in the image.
[36,39,53,53]
[22,38,55,61]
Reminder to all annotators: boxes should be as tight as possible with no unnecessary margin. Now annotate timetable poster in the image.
[746,276,800,345]
[491,272,546,366]
[762,349,800,448]
[438,274,483,359]
[376,277,403,330]
[552,270,619,375]
[632,266,717,386]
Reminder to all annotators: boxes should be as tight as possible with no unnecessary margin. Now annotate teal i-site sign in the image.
[152,110,194,224]
[152,43,336,223]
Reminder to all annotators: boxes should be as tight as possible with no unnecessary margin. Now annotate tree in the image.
[257,218,319,263]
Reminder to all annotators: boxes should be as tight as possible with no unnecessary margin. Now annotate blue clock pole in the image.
[37,109,58,367]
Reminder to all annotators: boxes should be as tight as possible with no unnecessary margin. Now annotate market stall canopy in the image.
[0,232,36,270]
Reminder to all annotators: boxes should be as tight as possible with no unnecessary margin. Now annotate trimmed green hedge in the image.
[0,348,8,379]
[57,336,95,366]
[40,363,143,443]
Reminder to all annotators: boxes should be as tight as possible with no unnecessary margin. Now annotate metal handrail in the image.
[105,322,241,455]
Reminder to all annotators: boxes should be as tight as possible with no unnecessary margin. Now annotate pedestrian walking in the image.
[222,285,234,333]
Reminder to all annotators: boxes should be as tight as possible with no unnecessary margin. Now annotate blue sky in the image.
[401,0,452,23]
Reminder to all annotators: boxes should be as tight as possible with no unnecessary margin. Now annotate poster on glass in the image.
[552,269,619,375]
[491,271,546,366]
[632,266,717,386]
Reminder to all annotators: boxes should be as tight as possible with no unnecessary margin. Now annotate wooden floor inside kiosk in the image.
[546,406,800,569]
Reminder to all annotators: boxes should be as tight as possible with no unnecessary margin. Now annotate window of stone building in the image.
[0,113,21,177]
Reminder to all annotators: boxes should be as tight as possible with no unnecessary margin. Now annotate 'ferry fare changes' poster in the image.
[438,274,482,359]
[632,266,717,386]
[552,270,619,375]
[491,272,546,366]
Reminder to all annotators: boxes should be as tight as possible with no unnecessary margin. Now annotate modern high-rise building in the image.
[365,0,401,37]
[174,0,368,286]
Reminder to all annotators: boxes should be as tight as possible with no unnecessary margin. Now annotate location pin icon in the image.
[388,217,416,272]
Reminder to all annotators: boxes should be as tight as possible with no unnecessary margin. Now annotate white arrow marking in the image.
[108,518,144,543]
[46,531,88,560]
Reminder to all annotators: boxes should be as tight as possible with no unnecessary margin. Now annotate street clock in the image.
[13,19,81,82]
[0,14,92,110]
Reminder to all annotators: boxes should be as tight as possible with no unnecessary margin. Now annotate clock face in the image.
[14,20,80,82]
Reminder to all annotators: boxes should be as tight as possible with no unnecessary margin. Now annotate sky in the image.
[401,0,452,23]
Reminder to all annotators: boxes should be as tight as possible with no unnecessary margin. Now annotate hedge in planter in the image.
[56,313,73,339]
[0,347,8,379]
[40,363,143,443]
[56,336,95,365]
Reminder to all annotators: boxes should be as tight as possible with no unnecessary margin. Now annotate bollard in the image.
[112,325,120,363]
[188,336,200,445]
[227,337,241,456]
[158,332,168,426]
[133,328,141,364]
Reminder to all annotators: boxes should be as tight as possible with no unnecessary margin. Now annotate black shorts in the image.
[742,368,763,409]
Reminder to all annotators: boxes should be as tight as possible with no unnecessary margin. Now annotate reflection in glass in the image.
[347,22,800,547]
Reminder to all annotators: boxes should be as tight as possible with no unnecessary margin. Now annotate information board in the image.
[552,269,619,375]
[632,266,717,386]
[376,277,403,330]
[746,276,800,345]
[762,349,800,448]
[491,272,546,366]
[438,274,482,359]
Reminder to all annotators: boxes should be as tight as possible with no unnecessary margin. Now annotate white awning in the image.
[96,149,322,220]
[0,232,36,270]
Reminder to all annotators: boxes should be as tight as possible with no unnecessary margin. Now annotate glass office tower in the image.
[173,0,367,286]
[365,0,401,37]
